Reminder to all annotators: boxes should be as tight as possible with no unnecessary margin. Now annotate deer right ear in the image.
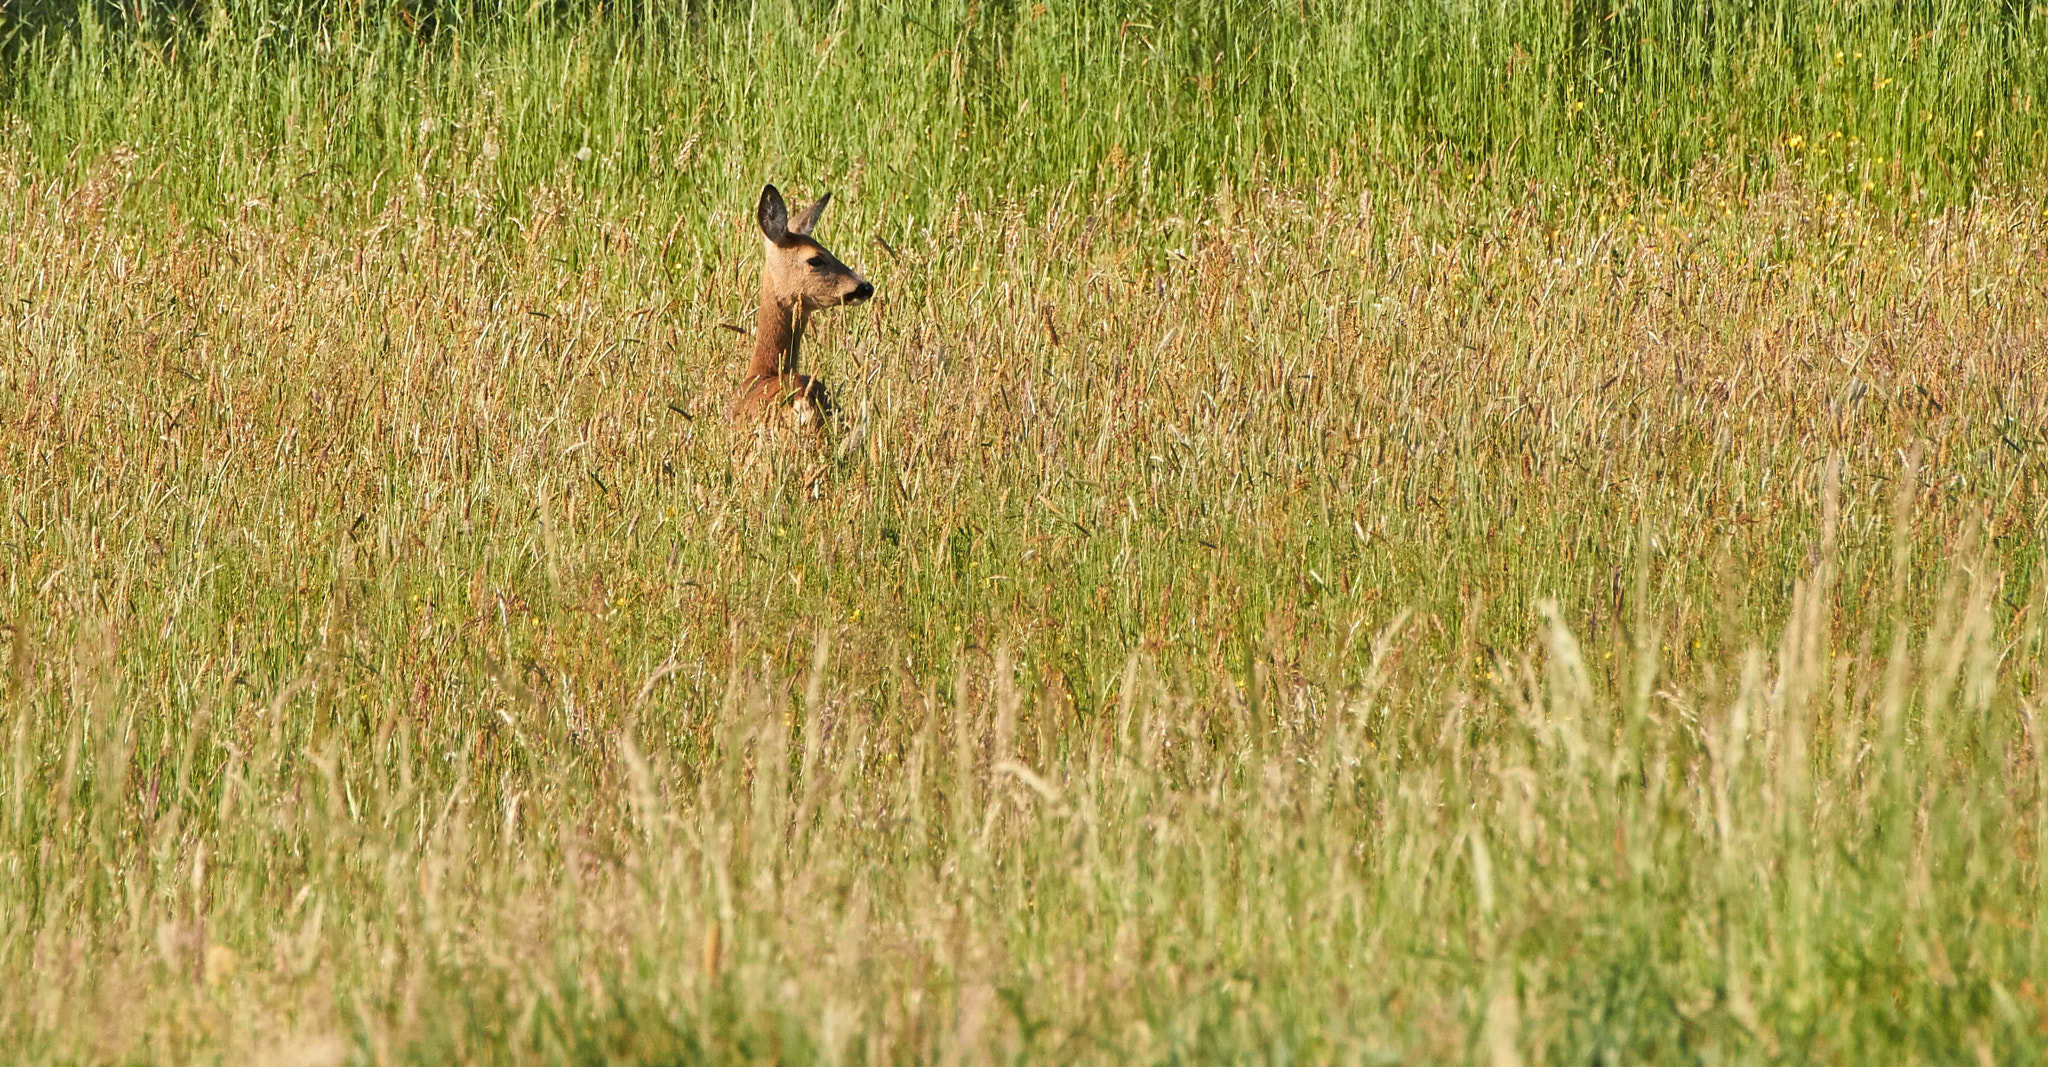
[758,184,794,247]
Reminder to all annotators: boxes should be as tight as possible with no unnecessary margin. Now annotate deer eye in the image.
[807,256,826,267]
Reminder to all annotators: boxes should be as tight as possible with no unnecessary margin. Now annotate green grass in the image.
[4,0,2045,228]
[4,1,2048,1063]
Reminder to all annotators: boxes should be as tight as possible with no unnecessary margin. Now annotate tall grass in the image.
[4,143,2047,1058]
[2,0,2045,232]
[4,1,2048,1062]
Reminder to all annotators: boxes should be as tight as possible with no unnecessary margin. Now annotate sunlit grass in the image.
[5,142,2047,1059]
[4,0,2045,223]
[3,1,2048,1063]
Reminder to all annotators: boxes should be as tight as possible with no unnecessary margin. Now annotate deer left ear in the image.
[790,192,832,236]
[758,184,797,247]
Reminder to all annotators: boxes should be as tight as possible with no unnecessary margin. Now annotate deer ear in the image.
[758,184,794,246]
[790,192,832,236]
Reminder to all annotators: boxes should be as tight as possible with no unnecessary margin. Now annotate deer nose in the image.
[849,281,874,304]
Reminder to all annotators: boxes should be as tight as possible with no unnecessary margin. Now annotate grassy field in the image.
[4,1,2048,1063]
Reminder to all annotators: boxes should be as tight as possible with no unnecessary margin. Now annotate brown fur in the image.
[726,185,872,426]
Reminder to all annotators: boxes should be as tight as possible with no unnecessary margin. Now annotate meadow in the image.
[3,0,2048,1062]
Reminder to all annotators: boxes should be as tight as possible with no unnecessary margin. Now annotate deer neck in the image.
[747,291,809,381]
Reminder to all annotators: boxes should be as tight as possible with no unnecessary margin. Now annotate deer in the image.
[726,184,873,428]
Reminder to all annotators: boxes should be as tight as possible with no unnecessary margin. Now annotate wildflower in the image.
[1787,135,1805,149]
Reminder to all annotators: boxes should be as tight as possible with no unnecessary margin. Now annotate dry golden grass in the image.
[3,150,2047,1061]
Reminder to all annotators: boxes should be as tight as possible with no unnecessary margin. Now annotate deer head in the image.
[757,184,872,312]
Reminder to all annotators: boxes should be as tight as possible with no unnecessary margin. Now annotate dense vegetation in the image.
[2,1,2046,1062]
[5,0,2046,221]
